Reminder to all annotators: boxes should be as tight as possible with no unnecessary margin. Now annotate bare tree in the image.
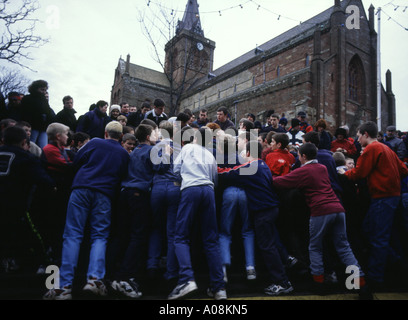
[138,3,210,116]
[0,66,31,96]
[0,0,48,69]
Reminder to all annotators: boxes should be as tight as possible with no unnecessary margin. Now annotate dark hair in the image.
[63,95,73,103]
[266,109,275,118]
[123,126,135,134]
[28,80,48,94]
[299,142,317,160]
[253,120,262,130]
[3,126,27,146]
[358,121,378,139]
[183,108,193,117]
[270,113,280,119]
[266,131,276,144]
[122,133,136,142]
[154,98,165,108]
[16,121,31,129]
[96,100,108,109]
[176,112,190,123]
[135,124,153,143]
[246,141,262,159]
[246,113,256,121]
[140,118,157,129]
[8,91,20,98]
[141,101,151,109]
[273,133,290,149]
[302,131,320,148]
[334,127,348,138]
[217,106,228,115]
[72,132,90,147]
[240,119,254,131]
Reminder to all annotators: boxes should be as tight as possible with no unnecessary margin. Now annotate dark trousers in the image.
[106,188,151,281]
[253,207,289,285]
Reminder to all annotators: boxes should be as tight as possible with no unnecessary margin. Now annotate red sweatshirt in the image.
[345,141,408,198]
[265,149,295,176]
[330,139,357,156]
[273,162,345,217]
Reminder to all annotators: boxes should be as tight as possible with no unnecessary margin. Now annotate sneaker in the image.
[207,288,228,300]
[111,278,142,299]
[286,256,298,268]
[168,281,198,300]
[43,286,72,300]
[36,265,46,275]
[83,277,108,297]
[264,281,294,296]
[324,271,338,284]
[246,268,257,280]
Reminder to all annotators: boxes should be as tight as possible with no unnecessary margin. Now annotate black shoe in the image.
[264,281,294,296]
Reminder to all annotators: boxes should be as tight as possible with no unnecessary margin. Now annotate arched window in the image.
[305,54,310,67]
[348,55,365,105]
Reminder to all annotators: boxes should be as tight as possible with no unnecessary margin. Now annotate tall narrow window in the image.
[348,55,365,105]
[305,54,310,67]
[277,66,280,77]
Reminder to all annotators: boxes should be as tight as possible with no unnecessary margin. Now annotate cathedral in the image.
[110,0,395,135]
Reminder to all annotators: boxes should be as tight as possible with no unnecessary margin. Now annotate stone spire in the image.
[176,0,204,36]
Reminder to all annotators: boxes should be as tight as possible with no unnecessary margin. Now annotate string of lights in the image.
[381,8,408,30]
[145,0,407,30]
[145,0,316,25]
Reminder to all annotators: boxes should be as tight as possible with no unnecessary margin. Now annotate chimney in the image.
[126,54,130,74]
[386,69,392,93]
[369,5,375,31]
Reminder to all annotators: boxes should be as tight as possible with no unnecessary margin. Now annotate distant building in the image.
[111,0,395,135]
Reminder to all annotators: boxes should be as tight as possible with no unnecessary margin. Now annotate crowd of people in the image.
[1,79,408,301]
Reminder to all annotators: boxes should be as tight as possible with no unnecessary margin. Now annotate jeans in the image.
[363,196,400,283]
[401,193,408,233]
[174,185,225,291]
[148,181,181,280]
[309,212,363,277]
[253,207,288,284]
[30,130,48,149]
[60,189,111,287]
[219,187,255,268]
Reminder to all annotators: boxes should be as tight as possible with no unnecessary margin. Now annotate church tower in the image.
[164,0,215,89]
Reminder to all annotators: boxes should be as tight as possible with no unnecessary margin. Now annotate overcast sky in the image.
[4,0,408,131]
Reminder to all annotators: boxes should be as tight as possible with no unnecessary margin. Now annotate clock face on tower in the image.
[197,42,204,51]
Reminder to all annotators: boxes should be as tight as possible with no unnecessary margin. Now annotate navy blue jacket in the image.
[218,159,280,212]
[72,138,129,199]
[122,143,155,192]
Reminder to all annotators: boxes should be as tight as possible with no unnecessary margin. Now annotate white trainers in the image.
[43,286,72,300]
[83,277,108,297]
[207,288,228,300]
[168,281,198,300]
[246,267,257,280]
[111,278,142,299]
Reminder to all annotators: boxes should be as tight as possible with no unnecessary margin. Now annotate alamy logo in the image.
[45,265,60,290]
[345,265,360,290]
[345,5,361,30]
